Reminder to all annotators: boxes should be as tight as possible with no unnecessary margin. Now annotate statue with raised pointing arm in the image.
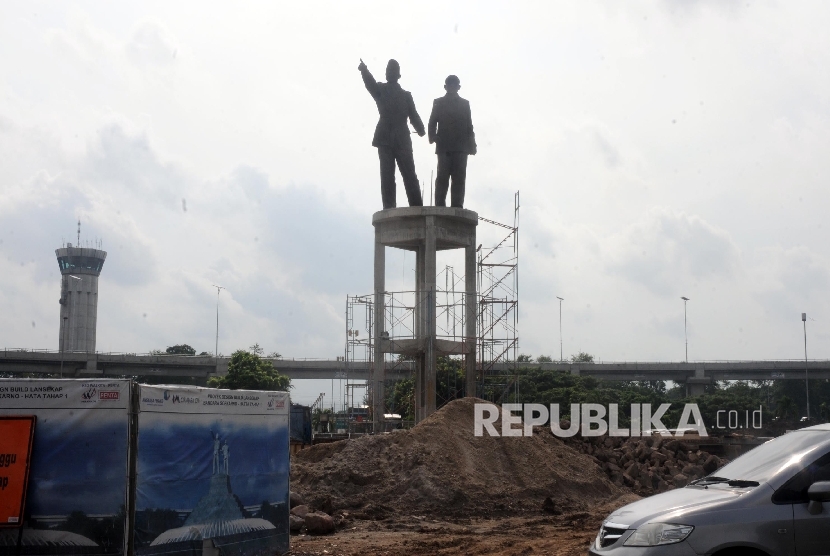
[358,58,426,209]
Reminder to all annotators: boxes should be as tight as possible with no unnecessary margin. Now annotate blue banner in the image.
[134,386,289,556]
[0,379,132,556]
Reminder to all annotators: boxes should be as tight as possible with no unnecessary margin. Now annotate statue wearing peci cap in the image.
[427,74,476,208]
[358,58,426,209]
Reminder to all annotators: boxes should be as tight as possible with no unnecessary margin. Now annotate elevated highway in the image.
[0,349,410,381]
[1,349,828,395]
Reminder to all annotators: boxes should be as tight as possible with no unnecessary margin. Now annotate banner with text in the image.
[0,379,132,556]
[0,416,36,528]
[134,385,290,556]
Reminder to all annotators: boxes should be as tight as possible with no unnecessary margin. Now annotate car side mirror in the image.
[807,481,830,515]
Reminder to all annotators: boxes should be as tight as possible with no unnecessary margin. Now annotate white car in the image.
[591,424,830,555]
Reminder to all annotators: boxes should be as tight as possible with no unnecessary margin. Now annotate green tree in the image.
[247,343,281,359]
[208,349,291,391]
[166,344,196,355]
[635,380,667,393]
[570,351,594,363]
[537,355,553,363]
[387,377,414,420]
[150,344,197,355]
[436,356,465,405]
[384,357,465,420]
[777,395,795,419]
[517,354,533,362]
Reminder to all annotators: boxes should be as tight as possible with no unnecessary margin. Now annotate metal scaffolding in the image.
[477,191,520,403]
[340,294,373,430]
[346,192,520,416]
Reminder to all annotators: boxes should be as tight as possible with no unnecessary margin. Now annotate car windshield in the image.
[708,430,830,484]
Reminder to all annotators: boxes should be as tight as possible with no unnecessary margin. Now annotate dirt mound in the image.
[291,398,623,518]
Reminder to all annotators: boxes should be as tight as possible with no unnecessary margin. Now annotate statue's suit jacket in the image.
[428,94,477,155]
[360,67,425,151]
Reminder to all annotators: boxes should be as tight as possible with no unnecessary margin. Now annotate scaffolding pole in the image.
[477,191,520,404]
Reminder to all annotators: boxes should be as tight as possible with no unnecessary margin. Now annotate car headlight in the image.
[623,523,694,546]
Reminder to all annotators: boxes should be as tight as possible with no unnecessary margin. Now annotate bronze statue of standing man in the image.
[428,75,476,208]
[358,59,426,209]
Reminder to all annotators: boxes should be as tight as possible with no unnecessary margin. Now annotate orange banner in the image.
[0,416,36,528]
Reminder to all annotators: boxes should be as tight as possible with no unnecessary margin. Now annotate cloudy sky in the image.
[3,1,830,404]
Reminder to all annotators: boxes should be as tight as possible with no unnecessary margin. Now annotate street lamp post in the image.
[803,312,810,420]
[681,297,690,363]
[556,296,564,362]
[212,285,225,358]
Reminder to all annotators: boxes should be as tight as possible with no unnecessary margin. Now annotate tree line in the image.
[384,352,830,431]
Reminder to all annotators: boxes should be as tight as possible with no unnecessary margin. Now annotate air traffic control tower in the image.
[56,243,107,352]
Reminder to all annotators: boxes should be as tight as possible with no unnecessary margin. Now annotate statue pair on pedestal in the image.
[358,59,477,209]
[212,432,230,475]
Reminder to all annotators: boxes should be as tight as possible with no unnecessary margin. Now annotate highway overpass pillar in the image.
[686,365,710,397]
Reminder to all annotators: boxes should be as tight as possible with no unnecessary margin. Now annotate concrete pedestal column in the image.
[372,207,478,424]
[465,243,477,398]
[424,216,437,417]
[373,235,386,433]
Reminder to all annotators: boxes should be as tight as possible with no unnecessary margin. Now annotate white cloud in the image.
[606,208,741,296]
[3,2,830,403]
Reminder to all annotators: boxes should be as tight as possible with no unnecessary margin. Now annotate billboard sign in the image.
[0,416,36,527]
[134,385,289,556]
[0,379,132,556]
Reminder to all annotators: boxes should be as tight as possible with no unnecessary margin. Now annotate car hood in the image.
[604,486,747,529]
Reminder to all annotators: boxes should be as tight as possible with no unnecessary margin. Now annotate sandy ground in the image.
[289,515,597,556]
[288,496,639,556]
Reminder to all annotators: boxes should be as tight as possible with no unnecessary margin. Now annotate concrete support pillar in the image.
[686,383,706,397]
[465,243,477,398]
[686,365,708,397]
[373,235,386,433]
[424,216,437,418]
[415,246,425,422]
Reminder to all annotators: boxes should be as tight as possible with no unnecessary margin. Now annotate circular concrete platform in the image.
[372,207,478,251]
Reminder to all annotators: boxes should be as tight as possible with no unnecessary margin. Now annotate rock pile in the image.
[288,493,336,535]
[561,432,728,495]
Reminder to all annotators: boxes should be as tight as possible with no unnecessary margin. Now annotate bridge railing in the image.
[0,348,345,361]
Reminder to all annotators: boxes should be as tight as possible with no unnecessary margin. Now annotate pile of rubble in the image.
[291,398,624,521]
[290,400,733,536]
[562,432,728,496]
[288,492,337,535]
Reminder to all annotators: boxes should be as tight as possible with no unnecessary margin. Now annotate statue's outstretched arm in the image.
[358,60,380,100]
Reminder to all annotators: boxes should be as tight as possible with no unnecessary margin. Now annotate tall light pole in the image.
[556,296,564,362]
[681,297,690,363]
[803,312,810,420]
[212,285,225,357]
